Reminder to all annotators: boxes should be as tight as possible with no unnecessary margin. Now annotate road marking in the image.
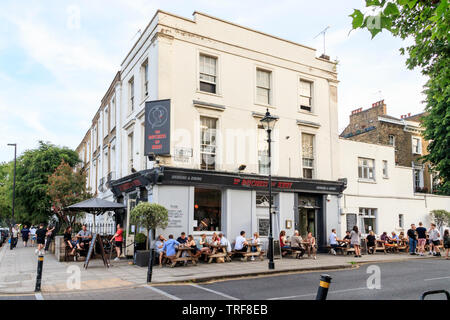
[35,293,44,300]
[144,285,181,300]
[190,284,239,300]
[268,287,368,300]
[424,276,450,281]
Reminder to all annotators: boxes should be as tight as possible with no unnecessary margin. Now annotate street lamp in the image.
[7,143,17,246]
[260,109,278,270]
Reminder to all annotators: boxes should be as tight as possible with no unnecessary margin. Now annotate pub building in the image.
[110,166,346,252]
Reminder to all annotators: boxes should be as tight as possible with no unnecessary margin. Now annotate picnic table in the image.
[207,244,230,263]
[233,242,264,262]
[169,246,198,268]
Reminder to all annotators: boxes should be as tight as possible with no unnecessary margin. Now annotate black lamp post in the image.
[7,143,16,225]
[260,109,278,270]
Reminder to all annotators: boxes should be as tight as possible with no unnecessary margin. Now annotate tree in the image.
[130,202,169,249]
[14,141,80,224]
[350,0,450,195]
[47,160,91,228]
[0,162,12,226]
[430,209,450,230]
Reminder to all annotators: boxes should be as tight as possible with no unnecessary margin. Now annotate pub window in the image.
[194,188,221,232]
[360,207,376,234]
[128,77,134,113]
[302,133,315,179]
[199,54,217,94]
[299,79,313,112]
[200,116,217,170]
[256,69,271,105]
[398,214,404,228]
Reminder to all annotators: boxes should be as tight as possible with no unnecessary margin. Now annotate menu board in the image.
[258,218,270,237]
[346,214,357,233]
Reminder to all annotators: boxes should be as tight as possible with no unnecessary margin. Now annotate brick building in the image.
[340,100,435,194]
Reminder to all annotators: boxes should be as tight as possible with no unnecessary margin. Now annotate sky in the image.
[0,0,427,163]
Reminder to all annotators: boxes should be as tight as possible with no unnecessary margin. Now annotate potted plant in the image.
[135,233,147,251]
[130,202,169,267]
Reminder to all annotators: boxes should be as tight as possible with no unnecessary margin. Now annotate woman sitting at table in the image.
[199,233,211,261]
[211,232,220,246]
[64,226,77,256]
[366,231,376,254]
[187,235,201,258]
[280,231,291,256]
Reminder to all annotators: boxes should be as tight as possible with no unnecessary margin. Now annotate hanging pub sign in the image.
[145,99,171,156]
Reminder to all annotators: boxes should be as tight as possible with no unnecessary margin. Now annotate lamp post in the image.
[260,109,278,270]
[7,144,16,225]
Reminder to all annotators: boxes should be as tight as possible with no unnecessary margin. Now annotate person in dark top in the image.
[407,224,417,255]
[177,232,187,244]
[64,226,77,255]
[342,231,352,247]
[21,225,30,247]
[416,222,427,256]
[366,231,376,254]
[35,224,47,255]
[44,225,55,252]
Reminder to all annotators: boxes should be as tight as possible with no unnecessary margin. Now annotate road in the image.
[1,259,449,300]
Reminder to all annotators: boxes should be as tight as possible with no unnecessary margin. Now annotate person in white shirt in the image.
[219,233,232,252]
[30,226,37,247]
[250,232,261,261]
[329,229,339,255]
[428,223,441,256]
[234,231,248,252]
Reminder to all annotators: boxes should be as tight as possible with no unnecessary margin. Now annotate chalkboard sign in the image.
[273,239,282,260]
[346,214,357,233]
[258,218,270,237]
[84,233,109,269]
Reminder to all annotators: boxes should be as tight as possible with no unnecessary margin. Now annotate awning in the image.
[65,198,125,215]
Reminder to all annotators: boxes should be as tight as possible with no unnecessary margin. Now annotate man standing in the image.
[21,225,30,247]
[416,222,427,256]
[407,224,417,255]
[29,225,37,247]
[35,223,47,255]
[428,223,441,256]
[10,225,19,250]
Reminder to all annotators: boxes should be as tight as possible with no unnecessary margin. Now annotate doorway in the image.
[298,208,317,238]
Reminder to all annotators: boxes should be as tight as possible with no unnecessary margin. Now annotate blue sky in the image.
[0,0,427,163]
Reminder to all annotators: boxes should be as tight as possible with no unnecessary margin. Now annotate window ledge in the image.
[297,110,318,117]
[196,90,223,98]
[254,102,276,109]
[358,179,377,184]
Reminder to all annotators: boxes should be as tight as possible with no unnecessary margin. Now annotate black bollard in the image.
[315,274,332,300]
[35,255,44,292]
[147,230,153,283]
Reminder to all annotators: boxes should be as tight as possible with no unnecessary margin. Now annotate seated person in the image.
[380,232,389,242]
[155,235,166,267]
[186,235,201,258]
[280,230,291,256]
[219,233,232,253]
[290,230,306,257]
[211,232,220,246]
[199,233,211,261]
[306,232,317,260]
[177,232,188,245]
[390,232,400,243]
[76,224,92,251]
[162,234,180,264]
[64,226,77,255]
[234,231,248,252]
[329,228,340,255]
[251,232,261,252]
[366,231,376,254]
[342,231,352,247]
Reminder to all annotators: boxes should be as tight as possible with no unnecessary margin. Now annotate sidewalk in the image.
[0,241,440,294]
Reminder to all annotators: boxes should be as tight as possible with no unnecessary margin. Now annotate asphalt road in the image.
[1,259,448,300]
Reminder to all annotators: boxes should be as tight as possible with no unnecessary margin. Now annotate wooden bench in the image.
[207,245,230,263]
[232,243,264,261]
[375,240,387,254]
[169,246,198,267]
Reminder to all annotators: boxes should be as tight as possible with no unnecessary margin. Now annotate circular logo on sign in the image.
[147,104,169,129]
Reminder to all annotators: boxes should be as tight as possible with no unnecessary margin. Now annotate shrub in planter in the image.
[135,233,147,251]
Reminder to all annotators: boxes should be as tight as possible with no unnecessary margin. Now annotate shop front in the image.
[110,166,346,252]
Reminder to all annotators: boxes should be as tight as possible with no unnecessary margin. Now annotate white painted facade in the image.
[338,138,450,238]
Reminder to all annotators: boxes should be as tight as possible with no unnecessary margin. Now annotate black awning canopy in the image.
[65,198,125,215]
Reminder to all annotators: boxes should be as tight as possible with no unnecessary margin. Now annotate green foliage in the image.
[135,232,147,244]
[430,209,450,229]
[350,1,450,195]
[130,202,169,249]
[47,160,91,227]
[13,141,80,224]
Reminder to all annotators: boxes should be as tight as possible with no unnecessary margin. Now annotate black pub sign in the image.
[145,99,171,155]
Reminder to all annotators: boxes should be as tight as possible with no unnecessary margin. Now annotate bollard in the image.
[147,248,154,283]
[315,274,332,300]
[35,255,44,292]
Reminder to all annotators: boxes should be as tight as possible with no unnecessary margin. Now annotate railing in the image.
[85,222,116,236]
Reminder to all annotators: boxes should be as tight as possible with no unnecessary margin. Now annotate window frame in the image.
[128,77,135,114]
[198,53,218,95]
[301,132,315,179]
[411,136,422,155]
[299,78,314,113]
[388,134,396,147]
[359,207,377,234]
[255,67,273,106]
[141,59,149,99]
[200,116,218,171]
[358,157,375,181]
[382,160,388,179]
